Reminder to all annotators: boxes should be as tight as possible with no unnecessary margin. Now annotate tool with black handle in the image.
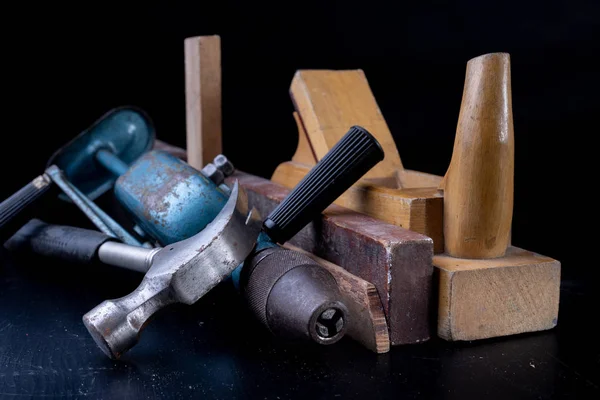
[261,125,384,244]
[0,174,57,245]
[237,125,384,344]
[0,107,155,246]
[5,219,156,272]
[5,125,384,356]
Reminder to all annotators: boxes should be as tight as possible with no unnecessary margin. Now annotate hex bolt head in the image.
[214,155,235,177]
[201,163,225,185]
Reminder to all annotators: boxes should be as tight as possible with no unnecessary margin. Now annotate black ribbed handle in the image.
[4,218,114,264]
[0,174,56,244]
[263,125,384,243]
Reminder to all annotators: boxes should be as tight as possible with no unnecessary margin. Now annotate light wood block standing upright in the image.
[434,53,560,341]
[184,35,222,170]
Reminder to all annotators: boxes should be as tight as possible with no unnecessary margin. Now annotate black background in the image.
[4,0,598,282]
[1,1,599,398]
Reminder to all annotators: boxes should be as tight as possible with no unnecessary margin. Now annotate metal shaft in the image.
[95,149,130,177]
[97,241,159,273]
[46,166,143,246]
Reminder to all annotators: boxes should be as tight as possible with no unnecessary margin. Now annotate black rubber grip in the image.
[0,175,56,244]
[263,125,384,243]
[4,218,114,264]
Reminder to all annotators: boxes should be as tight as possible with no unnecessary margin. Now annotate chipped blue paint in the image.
[115,150,228,246]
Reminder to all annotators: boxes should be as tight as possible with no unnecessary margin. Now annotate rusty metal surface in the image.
[115,151,229,245]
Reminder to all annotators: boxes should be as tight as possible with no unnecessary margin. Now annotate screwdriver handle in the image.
[0,174,56,244]
[4,218,114,264]
[263,126,384,244]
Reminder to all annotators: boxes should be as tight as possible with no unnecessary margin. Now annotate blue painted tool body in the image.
[0,106,155,246]
[114,150,275,285]
[115,151,229,246]
[48,106,155,201]
[7,125,384,348]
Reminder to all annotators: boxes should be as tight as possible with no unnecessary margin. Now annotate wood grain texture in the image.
[397,169,444,189]
[284,244,390,353]
[184,35,222,170]
[272,161,445,253]
[290,69,403,180]
[434,246,560,341]
[442,52,514,259]
[226,171,434,345]
[291,112,317,165]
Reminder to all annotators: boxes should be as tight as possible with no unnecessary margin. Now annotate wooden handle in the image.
[443,53,514,259]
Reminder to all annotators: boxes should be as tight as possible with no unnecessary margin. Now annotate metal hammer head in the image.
[82,181,262,359]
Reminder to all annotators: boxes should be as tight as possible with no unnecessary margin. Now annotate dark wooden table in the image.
[0,206,598,399]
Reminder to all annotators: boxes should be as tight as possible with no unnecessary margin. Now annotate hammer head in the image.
[82,181,262,359]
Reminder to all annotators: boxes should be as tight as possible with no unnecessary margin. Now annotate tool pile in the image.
[0,36,560,360]
[0,115,385,359]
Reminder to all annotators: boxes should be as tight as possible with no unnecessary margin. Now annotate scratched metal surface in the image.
[0,249,598,399]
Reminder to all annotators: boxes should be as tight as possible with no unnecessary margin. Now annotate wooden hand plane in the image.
[272,53,561,341]
[272,69,445,253]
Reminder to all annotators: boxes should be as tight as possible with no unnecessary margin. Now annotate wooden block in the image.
[434,246,561,341]
[272,161,445,253]
[431,53,560,341]
[184,35,222,170]
[284,244,390,354]
[291,69,403,180]
[226,171,434,346]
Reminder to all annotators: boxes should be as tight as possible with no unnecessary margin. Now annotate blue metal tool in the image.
[0,107,155,245]
[6,125,385,352]
[114,150,229,246]
[47,106,155,202]
[113,126,384,345]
